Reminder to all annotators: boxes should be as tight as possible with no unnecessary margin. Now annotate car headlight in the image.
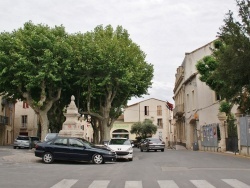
[126,147,133,152]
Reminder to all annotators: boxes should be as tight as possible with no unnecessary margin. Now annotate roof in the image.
[126,98,167,107]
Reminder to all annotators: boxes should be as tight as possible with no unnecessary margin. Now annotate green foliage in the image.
[0,21,73,103]
[72,25,154,141]
[196,0,250,114]
[130,119,157,139]
[219,101,231,114]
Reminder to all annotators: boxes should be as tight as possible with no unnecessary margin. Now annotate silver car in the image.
[13,135,30,149]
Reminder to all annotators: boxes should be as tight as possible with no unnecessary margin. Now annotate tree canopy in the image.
[0,21,74,139]
[0,22,154,142]
[73,25,154,142]
[130,119,157,139]
[196,0,250,114]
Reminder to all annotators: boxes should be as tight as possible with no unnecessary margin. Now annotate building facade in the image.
[173,41,231,151]
[0,96,15,146]
[14,100,39,139]
[111,98,173,145]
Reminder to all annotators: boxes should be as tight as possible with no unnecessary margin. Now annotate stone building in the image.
[173,41,237,151]
[0,96,15,145]
[111,98,173,145]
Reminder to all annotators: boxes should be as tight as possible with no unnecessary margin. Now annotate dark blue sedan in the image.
[35,137,117,164]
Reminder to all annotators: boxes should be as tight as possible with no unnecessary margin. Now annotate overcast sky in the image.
[0,0,238,105]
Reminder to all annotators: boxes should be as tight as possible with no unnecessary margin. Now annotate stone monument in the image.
[58,95,84,138]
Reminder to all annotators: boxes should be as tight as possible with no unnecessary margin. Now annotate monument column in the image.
[59,95,84,138]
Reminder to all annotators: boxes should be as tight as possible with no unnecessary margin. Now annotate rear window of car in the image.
[17,136,29,141]
[109,139,131,145]
[149,138,162,143]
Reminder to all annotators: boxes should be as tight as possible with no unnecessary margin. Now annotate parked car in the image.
[35,136,117,164]
[106,138,133,161]
[13,135,30,149]
[140,137,165,152]
[137,139,145,148]
[30,136,40,148]
[44,133,58,142]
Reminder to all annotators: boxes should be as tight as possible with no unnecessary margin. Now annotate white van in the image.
[44,133,58,142]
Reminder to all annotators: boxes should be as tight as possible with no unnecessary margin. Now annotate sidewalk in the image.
[0,146,39,163]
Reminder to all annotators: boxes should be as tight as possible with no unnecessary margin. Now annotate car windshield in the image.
[109,139,131,145]
[17,136,29,140]
[77,138,95,147]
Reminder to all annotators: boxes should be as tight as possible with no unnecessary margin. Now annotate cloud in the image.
[0,0,238,106]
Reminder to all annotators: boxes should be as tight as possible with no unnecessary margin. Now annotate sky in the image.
[0,0,238,105]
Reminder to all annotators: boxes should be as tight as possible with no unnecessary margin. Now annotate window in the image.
[192,90,195,110]
[157,105,162,116]
[69,139,84,147]
[54,138,68,146]
[215,92,221,101]
[23,101,29,108]
[144,106,149,115]
[157,118,163,128]
[21,115,27,128]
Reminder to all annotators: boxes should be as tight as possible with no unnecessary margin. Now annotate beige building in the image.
[0,96,15,145]
[111,98,173,145]
[14,100,39,139]
[173,41,235,151]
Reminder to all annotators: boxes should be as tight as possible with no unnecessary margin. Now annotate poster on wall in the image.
[201,123,218,147]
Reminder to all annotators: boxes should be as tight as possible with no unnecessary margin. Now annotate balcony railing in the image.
[173,104,184,117]
[0,115,8,125]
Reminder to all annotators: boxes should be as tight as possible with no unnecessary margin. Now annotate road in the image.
[0,146,250,188]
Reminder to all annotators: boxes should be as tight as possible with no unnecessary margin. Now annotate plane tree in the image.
[73,25,154,142]
[0,21,74,140]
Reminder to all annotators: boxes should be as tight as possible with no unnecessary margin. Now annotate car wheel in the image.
[140,148,143,152]
[43,152,54,164]
[154,150,157,152]
[161,149,164,152]
[13,146,16,149]
[92,154,103,164]
[129,158,133,161]
[146,147,149,152]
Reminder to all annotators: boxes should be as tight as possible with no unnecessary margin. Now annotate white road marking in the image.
[222,179,250,188]
[190,180,215,188]
[125,181,143,188]
[88,180,110,188]
[157,180,179,188]
[50,179,78,188]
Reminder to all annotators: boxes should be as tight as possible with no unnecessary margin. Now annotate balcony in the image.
[0,115,8,125]
[173,104,184,117]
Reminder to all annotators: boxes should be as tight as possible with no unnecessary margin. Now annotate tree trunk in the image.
[39,111,49,141]
[102,117,112,141]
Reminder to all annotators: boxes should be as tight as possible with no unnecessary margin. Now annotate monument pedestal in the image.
[59,95,84,138]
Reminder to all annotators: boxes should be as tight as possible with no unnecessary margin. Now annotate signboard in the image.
[201,123,218,147]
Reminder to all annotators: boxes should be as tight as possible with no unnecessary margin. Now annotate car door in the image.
[68,138,90,161]
[52,138,71,160]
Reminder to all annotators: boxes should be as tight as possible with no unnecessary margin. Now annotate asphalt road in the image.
[0,146,250,188]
